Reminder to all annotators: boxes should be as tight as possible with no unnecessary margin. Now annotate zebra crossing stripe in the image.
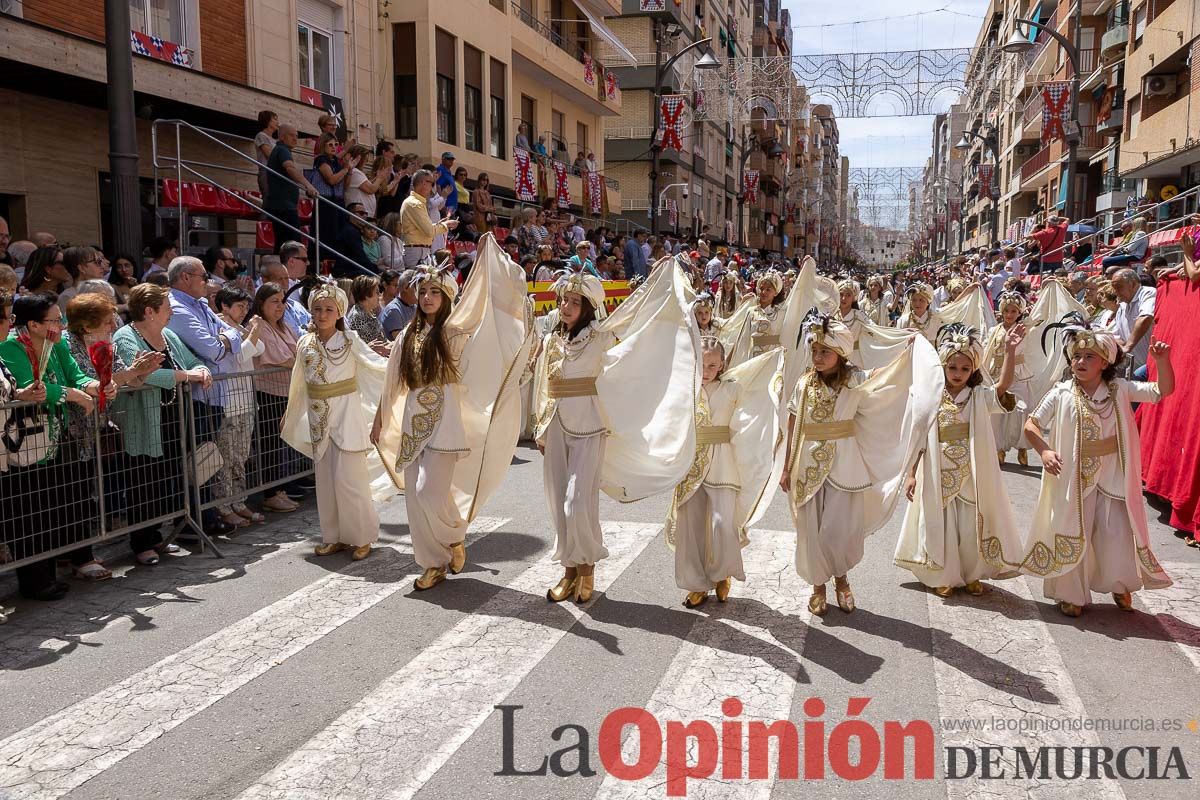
[592,531,809,800]
[235,521,662,800]
[0,517,509,800]
[928,576,1126,800]
[1138,561,1200,674]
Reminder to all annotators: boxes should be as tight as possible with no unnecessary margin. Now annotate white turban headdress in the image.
[305,278,349,317]
[1042,313,1121,365]
[801,309,855,360]
[410,259,459,302]
[996,290,1028,313]
[757,269,783,294]
[936,323,985,371]
[552,271,607,320]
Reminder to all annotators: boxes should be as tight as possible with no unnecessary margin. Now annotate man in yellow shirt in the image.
[400,169,458,267]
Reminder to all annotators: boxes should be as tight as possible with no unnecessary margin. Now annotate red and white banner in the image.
[585,170,602,214]
[552,161,571,209]
[659,95,686,151]
[582,53,596,86]
[936,213,947,233]
[514,148,536,202]
[130,30,193,67]
[667,199,678,228]
[978,164,994,199]
[639,0,665,10]
[1041,81,1071,146]
[743,170,760,204]
[605,70,619,100]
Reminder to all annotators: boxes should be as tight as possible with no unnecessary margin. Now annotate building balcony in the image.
[1097,107,1124,135]
[1101,24,1129,63]
[510,2,622,116]
[1020,143,1053,184]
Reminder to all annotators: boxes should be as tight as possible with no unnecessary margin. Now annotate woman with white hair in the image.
[895,323,1026,597]
[373,236,533,590]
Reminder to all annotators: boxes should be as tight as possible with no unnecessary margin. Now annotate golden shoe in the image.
[1017,449,1029,467]
[808,587,828,616]
[573,574,594,603]
[449,542,466,574]
[546,577,576,603]
[414,567,446,591]
[683,591,709,609]
[351,544,372,561]
[964,580,987,596]
[933,585,954,598]
[836,587,856,613]
[1059,601,1083,617]
[715,578,732,602]
[997,450,1006,464]
[314,542,349,557]
[1113,592,1134,611]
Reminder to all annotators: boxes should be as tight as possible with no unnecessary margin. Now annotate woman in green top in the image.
[0,293,113,600]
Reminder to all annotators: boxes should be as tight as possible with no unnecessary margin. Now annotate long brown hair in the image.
[813,358,855,391]
[398,291,459,389]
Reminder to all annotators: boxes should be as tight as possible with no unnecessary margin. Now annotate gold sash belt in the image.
[307,377,358,399]
[938,422,970,443]
[753,334,781,346]
[1014,354,1025,365]
[548,377,598,398]
[801,420,855,441]
[695,425,732,446]
[1081,436,1118,458]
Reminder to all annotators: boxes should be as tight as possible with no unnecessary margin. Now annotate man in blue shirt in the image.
[624,230,648,279]
[436,152,458,216]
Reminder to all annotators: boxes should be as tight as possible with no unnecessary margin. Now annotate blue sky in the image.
[784,0,991,170]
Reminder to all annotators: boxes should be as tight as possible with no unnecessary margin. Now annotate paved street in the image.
[1,444,1198,800]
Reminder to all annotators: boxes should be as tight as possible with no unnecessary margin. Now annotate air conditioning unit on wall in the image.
[1144,74,1178,97]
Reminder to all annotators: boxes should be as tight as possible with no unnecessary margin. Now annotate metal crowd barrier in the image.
[0,366,313,577]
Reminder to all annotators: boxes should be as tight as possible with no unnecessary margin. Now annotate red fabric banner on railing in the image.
[552,161,570,209]
[743,170,760,203]
[514,149,536,202]
[1042,81,1071,146]
[660,95,686,151]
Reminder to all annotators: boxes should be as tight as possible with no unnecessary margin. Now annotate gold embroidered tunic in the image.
[534,322,615,440]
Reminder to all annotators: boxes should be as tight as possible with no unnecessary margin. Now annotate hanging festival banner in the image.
[131,30,193,67]
[659,95,686,151]
[639,0,665,9]
[1042,81,1071,146]
[743,170,760,204]
[585,170,603,214]
[978,164,994,199]
[667,198,678,228]
[582,52,596,86]
[513,148,536,202]
[936,213,947,233]
[605,70,619,100]
[552,160,571,209]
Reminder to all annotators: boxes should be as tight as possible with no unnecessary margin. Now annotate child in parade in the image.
[835,279,869,359]
[781,312,943,615]
[535,261,698,604]
[897,282,936,340]
[373,234,532,591]
[1021,320,1174,617]
[895,323,1028,597]
[860,275,894,327]
[665,339,783,608]
[280,281,388,560]
[728,269,786,365]
[983,291,1034,465]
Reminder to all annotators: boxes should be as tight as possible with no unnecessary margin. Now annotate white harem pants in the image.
[793,484,868,585]
[674,485,745,591]
[315,444,380,547]
[404,448,468,570]
[1043,491,1144,606]
[543,418,609,567]
[906,496,991,588]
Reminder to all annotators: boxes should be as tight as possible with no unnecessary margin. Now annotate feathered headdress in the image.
[551,271,607,320]
[799,308,854,359]
[1040,312,1120,365]
[836,279,860,296]
[306,276,349,317]
[905,282,935,302]
[757,269,783,294]
[693,291,715,310]
[411,256,459,301]
[936,322,984,371]
[996,290,1028,314]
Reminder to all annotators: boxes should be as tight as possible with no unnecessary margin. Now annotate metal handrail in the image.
[151,119,397,270]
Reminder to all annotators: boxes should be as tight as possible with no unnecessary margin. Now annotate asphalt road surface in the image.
[1,445,1198,800]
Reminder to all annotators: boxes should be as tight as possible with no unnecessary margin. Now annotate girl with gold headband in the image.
[727,269,786,366]
[1021,319,1174,617]
[780,312,943,614]
[860,275,894,327]
[895,323,1027,597]
[714,269,746,319]
[280,281,389,560]
[835,279,869,357]
[898,282,937,340]
[983,291,1035,465]
[372,234,533,591]
[665,338,783,608]
[534,261,698,603]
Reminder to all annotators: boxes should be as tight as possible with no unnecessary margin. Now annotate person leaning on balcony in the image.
[265,125,319,256]
[399,169,458,267]
[515,123,532,152]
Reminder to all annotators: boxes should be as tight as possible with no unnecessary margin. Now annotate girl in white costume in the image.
[281,282,389,560]
[895,323,1027,597]
[781,312,943,615]
[1021,321,1174,617]
[714,270,745,320]
[535,262,699,603]
[728,270,786,365]
[859,276,894,327]
[835,279,869,358]
[897,282,936,340]
[373,234,532,591]
[983,291,1034,465]
[665,340,783,608]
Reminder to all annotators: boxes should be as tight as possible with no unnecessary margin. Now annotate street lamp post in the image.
[105,0,143,270]
[1003,10,1082,222]
[648,25,719,239]
[955,128,1001,247]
